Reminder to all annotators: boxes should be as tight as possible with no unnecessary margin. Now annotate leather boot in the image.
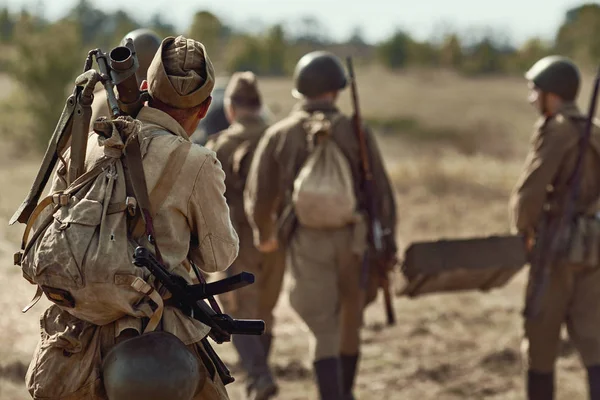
[313,358,342,400]
[340,354,359,400]
[232,335,277,400]
[260,333,274,361]
[587,365,600,400]
[527,370,554,400]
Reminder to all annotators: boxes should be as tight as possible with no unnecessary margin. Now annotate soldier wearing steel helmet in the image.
[510,55,600,400]
[89,28,162,129]
[244,51,397,400]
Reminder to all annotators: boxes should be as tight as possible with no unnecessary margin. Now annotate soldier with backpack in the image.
[244,51,397,400]
[206,72,283,400]
[13,35,239,399]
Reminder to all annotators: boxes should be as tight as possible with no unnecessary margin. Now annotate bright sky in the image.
[2,0,591,45]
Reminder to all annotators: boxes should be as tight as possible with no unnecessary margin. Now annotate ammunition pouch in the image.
[565,214,600,269]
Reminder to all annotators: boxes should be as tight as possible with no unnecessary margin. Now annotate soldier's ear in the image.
[197,96,212,119]
[140,80,149,91]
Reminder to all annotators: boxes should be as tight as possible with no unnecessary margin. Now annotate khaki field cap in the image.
[225,71,262,107]
[147,35,215,109]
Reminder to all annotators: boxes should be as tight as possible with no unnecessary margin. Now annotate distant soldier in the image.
[245,51,397,400]
[89,28,161,129]
[206,72,283,400]
[510,55,600,400]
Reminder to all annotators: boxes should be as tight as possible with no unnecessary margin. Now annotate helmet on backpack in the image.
[102,332,204,400]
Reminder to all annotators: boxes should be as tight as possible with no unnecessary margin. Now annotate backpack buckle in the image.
[52,193,69,206]
[126,196,137,216]
[14,251,22,266]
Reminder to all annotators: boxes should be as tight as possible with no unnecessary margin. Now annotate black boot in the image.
[260,333,274,362]
[587,365,600,400]
[232,335,277,400]
[340,354,359,400]
[527,370,554,400]
[313,358,342,400]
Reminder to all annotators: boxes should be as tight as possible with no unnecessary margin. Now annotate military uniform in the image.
[245,51,396,400]
[510,56,600,400]
[206,72,283,400]
[25,36,238,400]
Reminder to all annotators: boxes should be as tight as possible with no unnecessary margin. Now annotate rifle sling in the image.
[10,94,77,225]
[124,135,164,263]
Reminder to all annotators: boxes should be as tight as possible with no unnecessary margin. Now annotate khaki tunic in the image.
[245,99,397,359]
[27,106,238,399]
[207,115,285,333]
[510,102,600,372]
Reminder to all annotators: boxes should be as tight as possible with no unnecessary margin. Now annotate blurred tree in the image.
[294,15,330,45]
[0,8,15,43]
[514,38,552,72]
[111,10,139,45]
[262,24,287,75]
[461,37,506,75]
[348,26,366,46]
[188,11,223,54]
[556,3,600,66]
[149,13,176,39]
[225,34,263,73]
[9,19,83,148]
[68,0,106,45]
[439,34,463,69]
[410,41,438,66]
[377,29,412,69]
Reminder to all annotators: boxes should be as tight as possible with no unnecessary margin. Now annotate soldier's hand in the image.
[257,237,279,253]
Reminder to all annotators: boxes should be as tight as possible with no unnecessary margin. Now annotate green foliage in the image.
[555,3,600,66]
[461,38,506,75]
[225,35,264,73]
[8,19,83,149]
[262,24,287,76]
[439,34,463,69]
[377,30,413,69]
[188,11,223,55]
[0,8,15,43]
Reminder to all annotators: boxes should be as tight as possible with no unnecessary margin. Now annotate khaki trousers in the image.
[523,264,600,372]
[288,225,365,360]
[225,224,286,333]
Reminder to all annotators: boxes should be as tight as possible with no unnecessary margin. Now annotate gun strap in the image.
[124,135,165,263]
[10,93,77,225]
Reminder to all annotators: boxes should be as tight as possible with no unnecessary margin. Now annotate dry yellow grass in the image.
[0,67,593,399]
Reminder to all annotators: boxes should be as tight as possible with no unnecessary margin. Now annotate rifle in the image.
[346,57,396,326]
[524,65,600,319]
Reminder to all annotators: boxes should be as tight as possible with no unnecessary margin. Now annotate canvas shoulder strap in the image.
[125,134,191,263]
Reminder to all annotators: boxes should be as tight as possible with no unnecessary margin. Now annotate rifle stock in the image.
[346,56,396,326]
[525,64,600,319]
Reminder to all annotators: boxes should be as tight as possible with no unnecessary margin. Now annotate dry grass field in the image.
[0,66,596,399]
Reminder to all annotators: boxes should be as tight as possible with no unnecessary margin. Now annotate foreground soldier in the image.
[510,56,600,400]
[245,51,397,400]
[23,36,238,399]
[206,72,283,400]
[89,28,161,129]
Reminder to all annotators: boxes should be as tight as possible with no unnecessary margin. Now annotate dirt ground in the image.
[0,68,593,399]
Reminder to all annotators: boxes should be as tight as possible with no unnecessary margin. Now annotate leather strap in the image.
[124,135,164,262]
[131,141,192,239]
[128,276,164,333]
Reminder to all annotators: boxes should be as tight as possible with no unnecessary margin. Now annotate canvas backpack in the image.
[292,112,357,229]
[14,120,190,331]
